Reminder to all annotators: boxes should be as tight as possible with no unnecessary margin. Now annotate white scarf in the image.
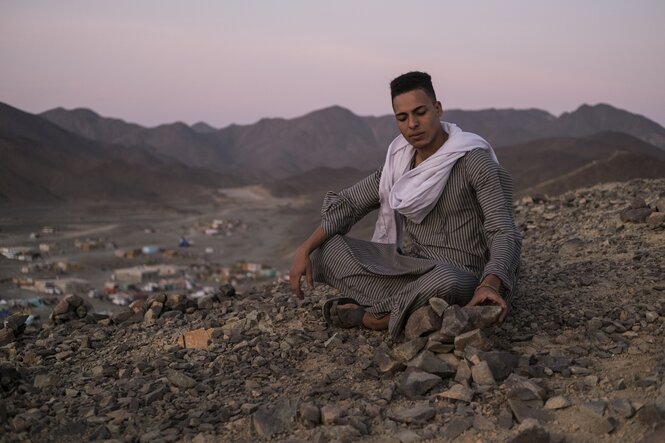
[372,121,497,244]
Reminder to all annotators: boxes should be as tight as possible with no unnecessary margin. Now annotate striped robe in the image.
[311,148,522,338]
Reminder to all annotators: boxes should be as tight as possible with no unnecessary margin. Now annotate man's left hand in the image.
[465,287,508,322]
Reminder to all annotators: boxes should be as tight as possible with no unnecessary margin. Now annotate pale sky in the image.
[1,0,664,127]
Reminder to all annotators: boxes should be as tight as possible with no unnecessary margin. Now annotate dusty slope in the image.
[1,179,664,443]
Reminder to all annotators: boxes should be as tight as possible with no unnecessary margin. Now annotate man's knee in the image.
[422,264,477,304]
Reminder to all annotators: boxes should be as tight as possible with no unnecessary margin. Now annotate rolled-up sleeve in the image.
[467,149,522,302]
[321,168,382,238]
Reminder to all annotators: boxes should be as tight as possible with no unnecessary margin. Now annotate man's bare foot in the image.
[338,304,390,330]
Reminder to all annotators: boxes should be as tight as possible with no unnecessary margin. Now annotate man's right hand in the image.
[290,246,314,299]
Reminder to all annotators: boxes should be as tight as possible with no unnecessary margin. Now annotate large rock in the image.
[440,305,470,337]
[393,337,427,363]
[438,383,473,402]
[252,398,297,438]
[398,368,442,399]
[454,329,487,352]
[471,361,496,386]
[477,351,520,381]
[404,306,441,339]
[464,305,502,329]
[387,404,436,424]
[407,351,456,377]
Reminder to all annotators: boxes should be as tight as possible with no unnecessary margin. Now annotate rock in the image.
[544,396,572,410]
[506,376,545,407]
[609,397,635,418]
[471,361,496,386]
[536,355,572,373]
[438,383,473,402]
[4,314,29,334]
[374,347,405,373]
[645,311,659,323]
[404,306,441,339]
[508,398,552,424]
[112,308,135,324]
[167,370,196,389]
[91,365,116,378]
[0,329,14,346]
[387,404,436,424]
[143,302,163,324]
[176,328,212,349]
[620,207,652,223]
[640,423,665,443]
[320,404,345,425]
[637,404,665,427]
[454,329,486,352]
[440,305,470,337]
[463,305,502,329]
[426,336,454,353]
[472,414,495,431]
[252,398,297,438]
[441,417,471,441]
[455,360,472,384]
[299,403,320,424]
[508,418,550,443]
[477,351,519,381]
[395,429,422,443]
[34,374,57,389]
[647,212,665,228]
[392,337,427,363]
[398,368,442,399]
[580,400,607,419]
[217,283,236,300]
[407,351,456,377]
[429,297,448,316]
[497,407,514,430]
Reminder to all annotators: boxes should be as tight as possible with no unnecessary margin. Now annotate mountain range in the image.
[1,101,664,202]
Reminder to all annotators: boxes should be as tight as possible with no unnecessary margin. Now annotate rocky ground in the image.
[1,178,665,443]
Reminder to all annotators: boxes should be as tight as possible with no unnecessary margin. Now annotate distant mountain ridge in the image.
[1,100,664,203]
[39,103,665,181]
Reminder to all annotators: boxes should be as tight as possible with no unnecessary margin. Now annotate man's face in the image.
[392,89,444,150]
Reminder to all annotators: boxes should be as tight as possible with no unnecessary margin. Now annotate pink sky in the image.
[1,1,664,127]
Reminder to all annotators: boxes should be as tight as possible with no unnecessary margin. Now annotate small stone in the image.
[463,305,502,329]
[441,417,471,441]
[472,414,495,431]
[508,418,550,443]
[407,351,456,377]
[387,404,436,424]
[609,398,634,418]
[167,370,196,389]
[320,404,345,425]
[438,383,473,402]
[645,311,659,323]
[426,337,455,353]
[404,306,442,340]
[4,314,29,334]
[395,429,421,443]
[91,365,116,378]
[637,404,665,427]
[508,398,552,423]
[176,328,211,349]
[537,355,572,373]
[252,398,297,438]
[392,337,427,363]
[0,329,14,346]
[544,396,571,410]
[455,360,472,384]
[497,407,513,430]
[52,299,70,315]
[217,283,236,300]
[580,400,607,419]
[34,374,57,389]
[374,348,405,373]
[646,212,665,228]
[477,351,519,381]
[620,207,652,223]
[398,368,442,399]
[454,329,486,352]
[429,297,448,317]
[471,361,496,386]
[300,403,320,424]
[440,305,470,337]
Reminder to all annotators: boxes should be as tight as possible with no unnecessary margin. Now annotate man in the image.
[290,71,521,338]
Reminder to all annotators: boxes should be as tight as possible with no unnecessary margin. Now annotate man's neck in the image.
[414,129,448,166]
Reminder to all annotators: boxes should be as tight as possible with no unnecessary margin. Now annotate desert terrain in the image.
[1,178,664,442]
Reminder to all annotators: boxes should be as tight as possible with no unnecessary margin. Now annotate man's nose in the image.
[408,115,419,128]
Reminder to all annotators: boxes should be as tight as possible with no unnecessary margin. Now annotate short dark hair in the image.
[390,71,437,102]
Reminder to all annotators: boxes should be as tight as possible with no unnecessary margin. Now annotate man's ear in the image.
[435,101,443,116]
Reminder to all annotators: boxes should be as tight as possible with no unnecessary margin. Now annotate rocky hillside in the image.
[1,179,665,442]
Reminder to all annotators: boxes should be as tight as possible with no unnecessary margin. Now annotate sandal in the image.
[322,297,365,328]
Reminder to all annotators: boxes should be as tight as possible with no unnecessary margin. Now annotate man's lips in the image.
[410,132,425,140]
